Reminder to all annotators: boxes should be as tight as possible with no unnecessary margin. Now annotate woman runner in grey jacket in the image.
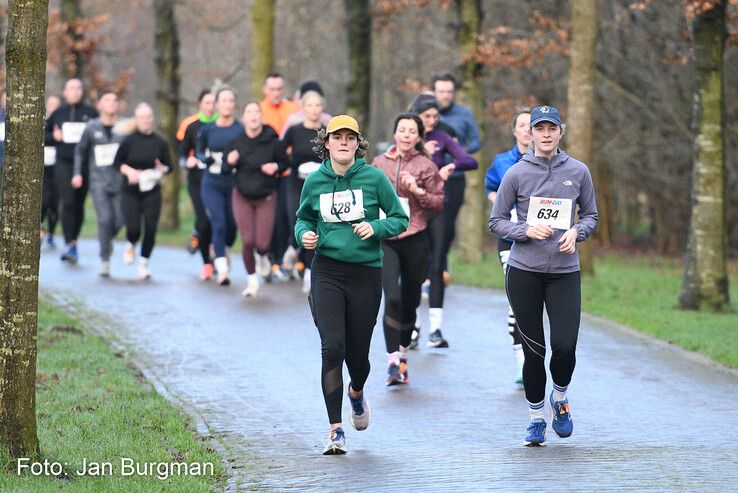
[489,105,597,447]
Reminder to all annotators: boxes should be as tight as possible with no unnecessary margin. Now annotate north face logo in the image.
[563,180,572,186]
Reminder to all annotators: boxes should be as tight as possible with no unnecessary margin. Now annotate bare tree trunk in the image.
[679,1,729,311]
[456,0,484,263]
[154,0,181,230]
[0,0,49,459]
[344,0,371,132]
[60,0,83,79]
[566,0,598,275]
[250,0,275,100]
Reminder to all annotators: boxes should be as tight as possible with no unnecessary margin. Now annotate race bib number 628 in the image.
[319,189,365,223]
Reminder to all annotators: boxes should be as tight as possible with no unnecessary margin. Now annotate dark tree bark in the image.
[456,0,485,263]
[0,0,49,459]
[344,0,371,131]
[154,0,181,230]
[60,0,83,79]
[250,0,275,100]
[679,1,729,311]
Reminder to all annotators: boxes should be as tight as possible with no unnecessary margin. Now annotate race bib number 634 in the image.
[526,196,573,230]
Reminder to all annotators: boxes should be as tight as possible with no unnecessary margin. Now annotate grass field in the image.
[0,300,227,492]
[450,251,738,369]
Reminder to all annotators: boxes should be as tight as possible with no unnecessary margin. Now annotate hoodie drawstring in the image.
[331,175,357,222]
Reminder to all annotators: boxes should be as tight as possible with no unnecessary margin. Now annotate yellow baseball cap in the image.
[326,115,360,134]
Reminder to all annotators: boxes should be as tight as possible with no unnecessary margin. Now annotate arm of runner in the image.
[369,171,409,240]
[489,171,529,242]
[573,167,598,242]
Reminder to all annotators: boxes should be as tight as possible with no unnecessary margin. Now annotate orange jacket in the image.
[259,98,299,136]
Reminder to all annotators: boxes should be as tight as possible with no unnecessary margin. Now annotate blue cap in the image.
[530,105,561,126]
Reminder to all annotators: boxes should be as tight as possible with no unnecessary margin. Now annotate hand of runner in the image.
[487,191,496,204]
[439,163,456,181]
[526,224,554,240]
[155,159,168,173]
[71,175,83,189]
[227,149,240,165]
[558,227,578,254]
[123,167,140,185]
[53,125,63,142]
[353,222,374,240]
[424,140,439,156]
[260,162,279,176]
[400,171,418,193]
[302,231,319,250]
[185,156,199,169]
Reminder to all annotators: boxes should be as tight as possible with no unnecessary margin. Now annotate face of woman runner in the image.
[216,89,236,119]
[531,121,561,158]
[418,107,440,134]
[302,92,324,124]
[394,118,422,156]
[199,93,216,117]
[326,130,359,167]
[241,102,262,132]
[513,112,531,150]
[135,104,154,134]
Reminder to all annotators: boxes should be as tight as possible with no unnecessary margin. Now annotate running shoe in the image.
[270,263,289,282]
[214,257,230,286]
[200,263,214,281]
[255,253,271,278]
[421,279,430,300]
[427,329,449,348]
[186,233,199,254]
[137,259,150,280]
[123,242,135,265]
[294,261,306,279]
[60,244,78,264]
[399,347,409,384]
[524,419,547,446]
[386,352,403,386]
[347,384,371,431]
[282,245,298,272]
[47,235,56,249]
[242,278,259,298]
[99,260,110,277]
[549,392,573,438]
[408,327,420,350]
[322,427,347,455]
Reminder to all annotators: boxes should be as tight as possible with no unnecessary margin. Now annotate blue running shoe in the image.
[61,244,78,264]
[348,384,371,431]
[550,392,573,438]
[322,427,347,455]
[524,419,547,447]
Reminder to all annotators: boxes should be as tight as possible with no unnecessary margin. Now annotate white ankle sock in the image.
[552,383,567,401]
[529,400,545,421]
[429,308,443,332]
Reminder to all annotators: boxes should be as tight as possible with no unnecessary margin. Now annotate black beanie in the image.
[299,81,324,97]
[410,93,439,114]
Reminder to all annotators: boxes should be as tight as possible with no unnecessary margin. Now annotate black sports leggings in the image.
[41,165,59,237]
[381,232,428,353]
[506,266,581,404]
[309,254,382,425]
[427,173,466,307]
[55,160,88,244]
[187,169,212,265]
[122,187,162,259]
[497,239,521,346]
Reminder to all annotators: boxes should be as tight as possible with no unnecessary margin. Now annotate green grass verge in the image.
[450,252,738,369]
[0,299,226,492]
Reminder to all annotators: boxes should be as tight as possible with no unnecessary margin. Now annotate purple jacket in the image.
[489,149,598,273]
[426,128,478,171]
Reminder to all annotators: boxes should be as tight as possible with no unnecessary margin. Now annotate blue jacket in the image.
[439,102,482,154]
[485,146,523,195]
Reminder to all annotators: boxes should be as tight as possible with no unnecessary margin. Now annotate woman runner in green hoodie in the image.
[295,115,408,455]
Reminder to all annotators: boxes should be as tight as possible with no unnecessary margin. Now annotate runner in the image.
[113,103,172,280]
[281,81,332,136]
[72,89,128,277]
[373,113,444,385]
[176,89,218,280]
[294,115,408,454]
[41,95,62,249]
[196,86,244,286]
[228,102,287,297]
[485,108,531,385]
[409,93,477,349]
[44,78,99,264]
[489,105,597,446]
[281,90,327,293]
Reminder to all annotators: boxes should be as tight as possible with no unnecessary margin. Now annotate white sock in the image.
[514,345,525,366]
[414,308,421,329]
[429,308,443,332]
[529,400,545,421]
[552,383,568,402]
[248,273,259,283]
[214,257,229,274]
[139,257,148,267]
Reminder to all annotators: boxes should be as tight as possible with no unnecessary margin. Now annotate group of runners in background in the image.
[34,71,597,453]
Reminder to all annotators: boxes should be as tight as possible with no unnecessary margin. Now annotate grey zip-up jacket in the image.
[489,149,598,273]
[73,118,131,193]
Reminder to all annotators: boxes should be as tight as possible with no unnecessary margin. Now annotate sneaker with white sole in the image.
[255,253,271,278]
[123,242,135,265]
[214,257,230,286]
[427,329,449,348]
[549,391,573,438]
[347,384,371,431]
[408,327,420,350]
[137,258,150,280]
[99,260,110,277]
[524,419,547,446]
[322,427,347,455]
[242,277,259,298]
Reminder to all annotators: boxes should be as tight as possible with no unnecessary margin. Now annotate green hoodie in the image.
[295,157,409,267]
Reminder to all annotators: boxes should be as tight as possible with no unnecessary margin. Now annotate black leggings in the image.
[381,232,428,353]
[122,187,162,259]
[55,160,89,244]
[427,173,466,307]
[270,176,290,265]
[41,165,59,237]
[187,169,212,265]
[506,266,581,404]
[497,239,521,346]
[309,254,382,425]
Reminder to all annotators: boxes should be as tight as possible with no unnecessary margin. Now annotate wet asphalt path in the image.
[39,240,738,492]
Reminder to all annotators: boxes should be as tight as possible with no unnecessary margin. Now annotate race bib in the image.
[380,196,410,220]
[93,143,119,167]
[138,169,163,193]
[527,196,573,230]
[208,151,223,174]
[319,189,365,223]
[0,122,5,141]
[61,122,86,144]
[44,146,56,166]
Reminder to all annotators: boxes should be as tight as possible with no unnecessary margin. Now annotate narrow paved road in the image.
[39,240,738,492]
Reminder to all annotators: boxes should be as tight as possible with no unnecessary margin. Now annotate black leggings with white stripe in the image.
[506,266,581,404]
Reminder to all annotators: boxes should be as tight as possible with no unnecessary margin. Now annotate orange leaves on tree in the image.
[485,96,539,124]
[398,78,430,95]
